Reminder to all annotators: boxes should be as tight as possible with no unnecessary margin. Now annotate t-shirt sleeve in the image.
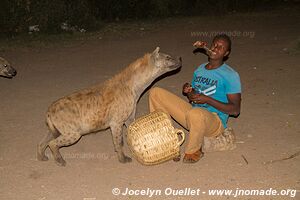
[225,72,242,94]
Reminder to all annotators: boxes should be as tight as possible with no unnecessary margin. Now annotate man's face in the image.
[209,39,230,60]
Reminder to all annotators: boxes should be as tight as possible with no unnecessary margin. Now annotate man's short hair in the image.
[213,34,232,52]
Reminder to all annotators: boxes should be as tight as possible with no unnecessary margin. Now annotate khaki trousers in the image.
[148,87,224,154]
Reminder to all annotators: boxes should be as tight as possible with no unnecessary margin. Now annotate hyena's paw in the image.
[55,157,67,167]
[37,148,49,161]
[37,154,49,161]
[119,155,132,163]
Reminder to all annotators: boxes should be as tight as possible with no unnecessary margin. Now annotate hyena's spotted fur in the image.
[0,57,17,78]
[37,47,182,166]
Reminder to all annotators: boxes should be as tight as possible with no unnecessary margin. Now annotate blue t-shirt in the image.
[191,63,241,128]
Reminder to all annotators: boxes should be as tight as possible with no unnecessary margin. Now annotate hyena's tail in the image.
[46,113,61,138]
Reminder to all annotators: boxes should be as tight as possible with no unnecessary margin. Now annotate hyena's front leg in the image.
[110,123,132,163]
[125,107,136,128]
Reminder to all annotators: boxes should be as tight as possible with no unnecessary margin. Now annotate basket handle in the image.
[175,129,185,146]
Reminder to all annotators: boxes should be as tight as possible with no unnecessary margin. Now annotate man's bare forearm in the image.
[205,96,240,116]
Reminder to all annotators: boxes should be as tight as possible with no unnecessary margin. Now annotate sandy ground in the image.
[0,9,300,200]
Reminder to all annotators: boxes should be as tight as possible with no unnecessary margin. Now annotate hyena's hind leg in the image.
[37,131,59,161]
[37,117,60,161]
[110,123,132,163]
[48,133,81,166]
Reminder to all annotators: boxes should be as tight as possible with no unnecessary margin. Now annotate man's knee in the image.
[149,87,163,99]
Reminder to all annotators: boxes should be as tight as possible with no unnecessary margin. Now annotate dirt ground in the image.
[0,9,299,200]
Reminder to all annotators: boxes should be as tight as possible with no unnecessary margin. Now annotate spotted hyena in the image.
[37,47,182,166]
[0,57,17,78]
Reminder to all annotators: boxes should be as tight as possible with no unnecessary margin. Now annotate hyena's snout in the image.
[2,64,17,77]
[170,56,182,70]
[6,66,17,77]
[0,57,17,78]
[178,57,182,65]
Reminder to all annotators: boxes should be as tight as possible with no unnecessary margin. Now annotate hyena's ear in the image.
[151,47,160,62]
[152,47,160,54]
[152,47,160,56]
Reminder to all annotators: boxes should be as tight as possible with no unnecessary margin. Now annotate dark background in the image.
[0,0,299,36]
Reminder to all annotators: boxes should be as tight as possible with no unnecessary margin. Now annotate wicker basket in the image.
[127,111,185,165]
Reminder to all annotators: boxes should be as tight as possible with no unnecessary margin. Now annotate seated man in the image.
[149,34,242,163]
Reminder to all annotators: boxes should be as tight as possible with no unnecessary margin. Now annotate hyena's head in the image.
[150,47,182,73]
[0,57,17,78]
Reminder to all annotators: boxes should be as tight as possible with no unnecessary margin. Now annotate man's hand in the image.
[182,83,193,95]
[187,92,209,104]
[189,93,242,116]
